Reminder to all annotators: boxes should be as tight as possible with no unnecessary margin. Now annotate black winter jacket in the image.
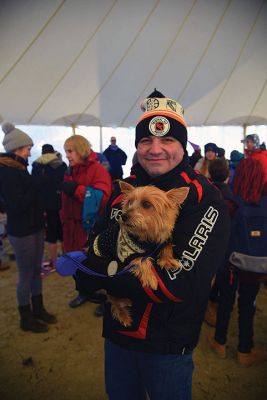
[77,157,230,354]
[32,152,67,210]
[103,146,127,180]
[0,153,44,237]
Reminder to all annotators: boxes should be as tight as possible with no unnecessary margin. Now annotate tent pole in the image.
[100,126,103,153]
[71,124,76,135]
[242,125,247,152]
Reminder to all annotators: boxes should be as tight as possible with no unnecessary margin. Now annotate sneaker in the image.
[41,261,55,277]
[41,261,51,273]
[207,332,226,359]
[68,293,89,308]
[237,348,267,367]
[94,303,105,317]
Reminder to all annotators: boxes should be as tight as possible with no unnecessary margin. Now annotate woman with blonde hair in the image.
[61,135,112,308]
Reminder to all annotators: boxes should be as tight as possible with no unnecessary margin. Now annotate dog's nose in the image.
[121,213,128,222]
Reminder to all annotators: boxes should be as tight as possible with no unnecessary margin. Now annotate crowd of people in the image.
[0,90,266,399]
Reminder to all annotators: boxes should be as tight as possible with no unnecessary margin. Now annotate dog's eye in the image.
[141,200,151,209]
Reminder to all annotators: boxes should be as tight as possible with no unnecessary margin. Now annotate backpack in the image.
[229,196,267,273]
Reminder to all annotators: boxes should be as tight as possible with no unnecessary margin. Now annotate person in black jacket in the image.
[207,158,267,367]
[75,91,230,400]
[32,144,67,270]
[0,197,10,271]
[204,158,232,327]
[103,137,127,180]
[0,123,57,333]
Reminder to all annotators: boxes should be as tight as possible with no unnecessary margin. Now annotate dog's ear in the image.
[119,181,135,194]
[166,187,190,206]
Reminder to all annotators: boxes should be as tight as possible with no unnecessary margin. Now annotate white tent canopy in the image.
[0,0,267,128]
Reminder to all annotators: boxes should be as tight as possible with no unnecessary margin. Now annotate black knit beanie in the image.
[204,142,218,154]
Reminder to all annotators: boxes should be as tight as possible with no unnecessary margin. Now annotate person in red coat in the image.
[61,135,112,308]
[244,134,267,183]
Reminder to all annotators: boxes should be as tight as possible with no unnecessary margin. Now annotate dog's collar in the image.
[117,228,165,263]
[117,229,146,262]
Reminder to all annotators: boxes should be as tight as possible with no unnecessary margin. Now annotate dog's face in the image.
[119,181,189,243]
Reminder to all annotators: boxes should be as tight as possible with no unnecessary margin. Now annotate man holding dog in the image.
[78,90,230,399]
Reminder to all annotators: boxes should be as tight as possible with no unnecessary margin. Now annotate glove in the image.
[61,181,78,197]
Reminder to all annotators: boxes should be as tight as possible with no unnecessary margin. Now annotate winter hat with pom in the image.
[136,89,187,150]
[2,123,33,152]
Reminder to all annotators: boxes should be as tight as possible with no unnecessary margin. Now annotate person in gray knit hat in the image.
[2,123,34,152]
[0,123,57,333]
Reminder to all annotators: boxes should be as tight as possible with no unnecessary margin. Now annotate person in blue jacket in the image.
[103,137,127,180]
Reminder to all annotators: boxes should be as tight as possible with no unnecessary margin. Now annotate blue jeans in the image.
[105,339,194,400]
[8,230,44,306]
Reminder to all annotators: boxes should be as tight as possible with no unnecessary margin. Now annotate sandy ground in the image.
[0,241,267,400]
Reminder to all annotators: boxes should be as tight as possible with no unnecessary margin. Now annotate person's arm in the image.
[194,158,203,172]
[120,149,127,165]
[73,163,112,214]
[146,192,230,302]
[2,170,41,215]
[62,163,112,208]
[98,153,110,171]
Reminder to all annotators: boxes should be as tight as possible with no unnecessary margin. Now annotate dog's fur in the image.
[108,181,189,327]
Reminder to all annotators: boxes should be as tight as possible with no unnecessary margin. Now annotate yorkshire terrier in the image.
[107,181,189,327]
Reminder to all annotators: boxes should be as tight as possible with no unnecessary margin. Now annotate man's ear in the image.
[119,181,135,194]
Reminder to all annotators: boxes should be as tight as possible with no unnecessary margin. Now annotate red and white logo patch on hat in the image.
[149,116,170,136]
[135,96,188,149]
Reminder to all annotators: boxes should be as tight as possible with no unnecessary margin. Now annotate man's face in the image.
[137,136,184,177]
[246,139,254,151]
[111,137,116,145]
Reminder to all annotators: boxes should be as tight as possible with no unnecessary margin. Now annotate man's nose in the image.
[149,139,162,153]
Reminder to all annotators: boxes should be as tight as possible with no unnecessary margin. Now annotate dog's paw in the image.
[130,259,159,290]
[118,298,132,308]
[158,257,182,270]
[111,305,133,327]
[121,314,133,327]
[141,274,158,290]
[149,276,158,290]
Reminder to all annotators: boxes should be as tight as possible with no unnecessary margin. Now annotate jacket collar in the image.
[0,152,28,170]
